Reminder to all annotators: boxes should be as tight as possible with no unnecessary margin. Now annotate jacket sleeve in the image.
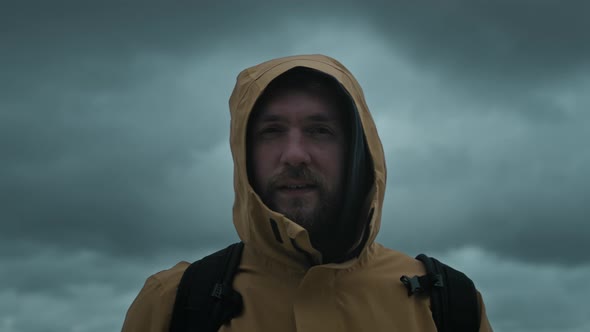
[477,291,494,332]
[121,262,189,332]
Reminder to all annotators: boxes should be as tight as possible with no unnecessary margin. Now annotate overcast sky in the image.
[1,1,589,331]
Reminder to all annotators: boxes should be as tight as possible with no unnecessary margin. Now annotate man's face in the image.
[249,91,347,235]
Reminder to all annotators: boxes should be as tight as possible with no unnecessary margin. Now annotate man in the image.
[122,54,493,331]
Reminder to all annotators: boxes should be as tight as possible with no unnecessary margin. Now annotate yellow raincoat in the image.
[122,54,493,332]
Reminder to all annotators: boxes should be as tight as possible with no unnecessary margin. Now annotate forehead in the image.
[252,90,345,124]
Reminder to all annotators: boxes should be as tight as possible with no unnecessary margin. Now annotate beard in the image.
[258,165,342,237]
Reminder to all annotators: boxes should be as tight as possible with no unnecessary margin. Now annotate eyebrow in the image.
[257,113,337,123]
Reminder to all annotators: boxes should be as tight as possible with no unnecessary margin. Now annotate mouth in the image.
[276,183,317,194]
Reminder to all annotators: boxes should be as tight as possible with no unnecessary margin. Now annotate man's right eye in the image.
[258,127,283,137]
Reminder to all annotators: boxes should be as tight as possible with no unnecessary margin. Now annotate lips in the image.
[275,182,318,197]
[277,183,316,190]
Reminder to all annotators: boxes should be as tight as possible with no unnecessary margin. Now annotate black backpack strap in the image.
[400,254,480,332]
[169,242,245,332]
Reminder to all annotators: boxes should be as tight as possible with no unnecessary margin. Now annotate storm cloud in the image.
[1,1,589,331]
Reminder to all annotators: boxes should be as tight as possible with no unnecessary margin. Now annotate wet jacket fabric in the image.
[122,54,493,332]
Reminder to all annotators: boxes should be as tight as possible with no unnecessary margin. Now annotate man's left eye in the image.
[308,127,334,135]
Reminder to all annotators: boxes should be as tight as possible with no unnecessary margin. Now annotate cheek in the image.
[251,145,275,186]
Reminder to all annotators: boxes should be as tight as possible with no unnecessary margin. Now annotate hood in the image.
[229,54,387,267]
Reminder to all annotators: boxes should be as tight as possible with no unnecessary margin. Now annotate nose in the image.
[279,131,311,166]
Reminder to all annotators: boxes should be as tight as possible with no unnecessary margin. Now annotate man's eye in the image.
[308,126,334,136]
[258,127,283,136]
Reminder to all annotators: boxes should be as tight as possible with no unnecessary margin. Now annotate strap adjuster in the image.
[211,282,227,299]
[400,273,444,296]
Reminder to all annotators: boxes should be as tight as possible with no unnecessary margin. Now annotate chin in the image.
[283,208,317,227]
[270,198,319,223]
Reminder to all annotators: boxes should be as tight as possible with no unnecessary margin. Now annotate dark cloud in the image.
[1,1,590,331]
[376,75,590,265]
[367,1,590,83]
[0,55,239,258]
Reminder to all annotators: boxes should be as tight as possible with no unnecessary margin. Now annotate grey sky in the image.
[1,1,589,331]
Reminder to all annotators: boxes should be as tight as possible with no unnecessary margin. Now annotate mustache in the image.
[267,165,325,189]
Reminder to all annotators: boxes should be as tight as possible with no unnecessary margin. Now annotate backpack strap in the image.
[169,242,245,332]
[400,254,481,332]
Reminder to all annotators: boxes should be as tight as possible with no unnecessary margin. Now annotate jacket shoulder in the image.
[121,262,190,332]
[370,243,427,276]
[373,244,494,332]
